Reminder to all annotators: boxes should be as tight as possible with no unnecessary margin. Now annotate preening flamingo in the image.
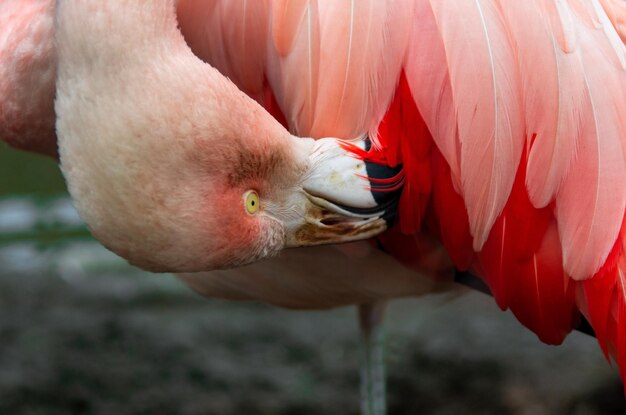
[3,0,626,412]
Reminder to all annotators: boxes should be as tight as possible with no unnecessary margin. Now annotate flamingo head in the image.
[54,1,401,273]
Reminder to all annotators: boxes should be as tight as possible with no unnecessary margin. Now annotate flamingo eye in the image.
[244,190,260,215]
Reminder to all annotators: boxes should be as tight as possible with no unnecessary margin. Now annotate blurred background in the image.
[1,143,626,415]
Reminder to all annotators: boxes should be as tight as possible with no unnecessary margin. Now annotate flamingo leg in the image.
[359,302,387,415]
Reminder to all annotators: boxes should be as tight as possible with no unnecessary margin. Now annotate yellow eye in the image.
[244,190,260,214]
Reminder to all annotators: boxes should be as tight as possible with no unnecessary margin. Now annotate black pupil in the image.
[251,200,255,206]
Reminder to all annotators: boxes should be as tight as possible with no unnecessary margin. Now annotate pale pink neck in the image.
[56,0,186,69]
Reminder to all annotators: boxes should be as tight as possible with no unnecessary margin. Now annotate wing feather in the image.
[501,1,584,208]
[404,0,461,190]
[598,0,626,43]
[591,0,626,69]
[176,0,269,100]
[266,0,320,135]
[554,2,626,280]
[266,0,412,140]
[271,0,311,56]
[427,0,525,250]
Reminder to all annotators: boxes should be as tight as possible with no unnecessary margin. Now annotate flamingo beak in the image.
[283,138,403,247]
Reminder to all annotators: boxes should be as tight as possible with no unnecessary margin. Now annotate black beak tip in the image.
[364,161,403,204]
[338,136,404,227]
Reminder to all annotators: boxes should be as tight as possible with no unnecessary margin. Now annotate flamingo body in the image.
[3,0,626,389]
[176,0,626,378]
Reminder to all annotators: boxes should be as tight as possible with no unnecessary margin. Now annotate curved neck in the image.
[53,0,292,272]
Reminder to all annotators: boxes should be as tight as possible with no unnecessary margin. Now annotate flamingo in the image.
[3,0,626,412]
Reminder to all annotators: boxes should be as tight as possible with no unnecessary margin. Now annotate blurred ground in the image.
[0,255,625,415]
[2,147,626,415]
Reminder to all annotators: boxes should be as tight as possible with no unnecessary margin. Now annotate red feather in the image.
[478,147,578,344]
[377,73,432,235]
[580,224,626,384]
[429,148,474,272]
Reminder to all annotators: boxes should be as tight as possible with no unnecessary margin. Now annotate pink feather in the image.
[501,1,585,208]
[266,0,321,135]
[311,1,411,141]
[598,0,626,43]
[266,0,412,140]
[591,0,626,70]
[569,0,603,28]
[554,2,626,280]
[176,0,269,101]
[271,0,312,56]
[428,0,525,250]
[404,0,461,191]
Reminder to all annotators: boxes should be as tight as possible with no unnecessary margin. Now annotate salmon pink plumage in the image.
[3,0,626,400]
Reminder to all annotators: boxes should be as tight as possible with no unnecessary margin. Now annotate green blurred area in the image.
[0,144,66,196]
[0,144,91,247]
